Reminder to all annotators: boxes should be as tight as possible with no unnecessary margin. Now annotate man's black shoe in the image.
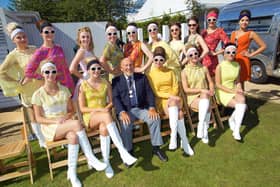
[152,149,168,162]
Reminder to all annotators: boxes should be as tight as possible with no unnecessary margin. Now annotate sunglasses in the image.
[188,24,197,27]
[91,67,102,71]
[225,51,236,55]
[154,58,165,63]
[148,28,157,33]
[107,32,117,36]
[127,31,136,35]
[44,70,57,75]
[43,30,55,34]
[207,18,217,22]
[188,52,198,58]
[171,28,179,32]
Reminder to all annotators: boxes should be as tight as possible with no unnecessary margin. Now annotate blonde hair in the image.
[5,22,22,36]
[76,27,94,51]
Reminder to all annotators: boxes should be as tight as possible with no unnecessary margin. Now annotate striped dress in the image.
[31,84,71,141]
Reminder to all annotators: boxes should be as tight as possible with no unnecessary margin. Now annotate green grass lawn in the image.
[2,97,280,187]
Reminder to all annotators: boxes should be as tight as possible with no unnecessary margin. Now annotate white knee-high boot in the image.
[168,106,179,150]
[67,144,82,187]
[202,112,211,144]
[76,130,107,171]
[100,135,114,178]
[197,99,210,138]
[232,104,246,140]
[106,122,137,166]
[177,119,194,156]
[228,110,236,131]
[31,122,46,148]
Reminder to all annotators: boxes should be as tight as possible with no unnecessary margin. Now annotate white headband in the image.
[186,47,198,56]
[147,23,158,31]
[41,62,57,73]
[126,25,137,33]
[10,28,24,40]
[106,26,117,33]
[225,45,237,52]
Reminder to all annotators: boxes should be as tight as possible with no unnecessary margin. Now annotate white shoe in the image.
[196,122,203,139]
[100,135,114,178]
[197,99,210,138]
[228,111,236,131]
[232,132,241,140]
[177,119,194,156]
[31,122,46,148]
[76,130,107,171]
[67,144,82,187]
[107,122,137,166]
[168,106,178,150]
[201,137,209,144]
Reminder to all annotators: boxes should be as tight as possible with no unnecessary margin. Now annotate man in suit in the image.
[112,58,168,162]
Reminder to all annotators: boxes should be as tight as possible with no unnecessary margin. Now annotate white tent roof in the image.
[127,0,240,22]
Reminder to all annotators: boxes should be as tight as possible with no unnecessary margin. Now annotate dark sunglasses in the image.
[43,30,55,34]
[226,51,236,55]
[127,31,136,35]
[188,24,197,27]
[107,32,117,36]
[148,28,157,33]
[91,67,102,71]
[44,70,57,75]
[189,52,198,58]
[171,28,179,32]
[207,18,217,22]
[154,58,165,63]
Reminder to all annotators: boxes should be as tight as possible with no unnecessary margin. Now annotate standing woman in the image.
[181,45,214,144]
[201,8,229,77]
[215,43,246,141]
[230,9,266,87]
[169,22,184,61]
[100,23,124,78]
[79,59,137,178]
[0,22,45,147]
[148,22,181,77]
[69,26,95,99]
[24,20,75,93]
[123,22,153,73]
[32,62,107,187]
[182,16,209,66]
[147,47,194,155]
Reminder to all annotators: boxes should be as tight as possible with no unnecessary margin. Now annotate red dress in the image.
[201,28,229,76]
[230,31,251,82]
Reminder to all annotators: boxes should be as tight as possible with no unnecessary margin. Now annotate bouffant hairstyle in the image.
[239,9,251,20]
[36,20,53,33]
[153,46,166,59]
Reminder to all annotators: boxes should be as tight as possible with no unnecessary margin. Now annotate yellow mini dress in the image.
[81,79,108,127]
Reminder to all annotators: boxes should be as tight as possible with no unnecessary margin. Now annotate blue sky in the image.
[0,0,10,8]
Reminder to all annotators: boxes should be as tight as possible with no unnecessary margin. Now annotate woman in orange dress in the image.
[230,9,266,87]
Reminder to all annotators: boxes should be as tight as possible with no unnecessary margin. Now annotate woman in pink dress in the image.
[201,8,229,77]
[24,20,74,93]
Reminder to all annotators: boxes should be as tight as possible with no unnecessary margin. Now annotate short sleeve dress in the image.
[31,84,71,141]
[215,60,240,106]
[183,63,208,105]
[80,79,108,128]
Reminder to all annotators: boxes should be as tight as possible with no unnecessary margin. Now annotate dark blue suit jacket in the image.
[112,73,156,115]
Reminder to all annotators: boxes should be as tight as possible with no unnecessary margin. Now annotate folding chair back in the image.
[0,107,34,184]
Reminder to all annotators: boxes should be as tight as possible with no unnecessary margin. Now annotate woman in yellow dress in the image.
[215,43,246,141]
[0,22,45,147]
[181,45,214,144]
[147,22,181,77]
[147,46,194,156]
[32,62,107,187]
[169,22,184,62]
[78,59,137,178]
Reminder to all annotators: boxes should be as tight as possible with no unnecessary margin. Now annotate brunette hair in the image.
[153,46,166,59]
[187,16,200,34]
[169,22,181,41]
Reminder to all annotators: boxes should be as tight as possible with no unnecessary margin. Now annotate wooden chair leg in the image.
[46,148,54,180]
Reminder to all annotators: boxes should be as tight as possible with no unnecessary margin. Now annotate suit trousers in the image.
[119,107,163,151]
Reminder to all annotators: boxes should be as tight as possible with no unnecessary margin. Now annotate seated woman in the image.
[32,62,107,187]
[215,43,246,141]
[181,45,214,144]
[78,59,137,178]
[147,46,194,156]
